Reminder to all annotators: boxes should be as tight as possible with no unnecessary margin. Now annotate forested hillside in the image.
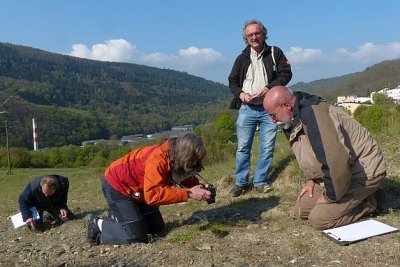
[0,43,230,148]
[291,58,400,103]
[1,42,399,149]
[334,59,400,96]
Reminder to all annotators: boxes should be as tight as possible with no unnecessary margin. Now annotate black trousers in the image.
[100,178,165,244]
[33,206,74,231]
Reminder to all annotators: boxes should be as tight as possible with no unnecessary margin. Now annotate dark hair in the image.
[40,175,59,190]
[168,133,206,175]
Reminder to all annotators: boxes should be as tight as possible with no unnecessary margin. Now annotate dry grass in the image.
[0,132,399,266]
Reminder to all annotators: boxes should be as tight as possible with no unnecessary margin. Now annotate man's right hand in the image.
[25,217,36,231]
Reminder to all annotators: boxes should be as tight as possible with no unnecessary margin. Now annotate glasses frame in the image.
[246,31,263,39]
[269,102,284,119]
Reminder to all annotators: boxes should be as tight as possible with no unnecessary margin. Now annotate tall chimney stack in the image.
[32,118,38,151]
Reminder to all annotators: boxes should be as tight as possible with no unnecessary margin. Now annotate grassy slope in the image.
[1,132,399,266]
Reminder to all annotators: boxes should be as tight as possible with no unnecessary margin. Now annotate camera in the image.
[206,184,217,204]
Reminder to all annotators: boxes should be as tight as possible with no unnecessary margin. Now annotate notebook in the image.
[10,207,40,229]
[322,219,398,245]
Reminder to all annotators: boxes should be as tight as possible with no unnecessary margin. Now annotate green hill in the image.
[1,42,399,149]
[291,58,400,103]
[0,43,230,148]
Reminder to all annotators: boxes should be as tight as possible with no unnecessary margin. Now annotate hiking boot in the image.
[374,187,386,214]
[85,214,100,245]
[254,184,273,193]
[229,185,251,197]
[101,210,116,221]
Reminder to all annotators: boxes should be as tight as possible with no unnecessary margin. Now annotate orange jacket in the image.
[104,140,199,206]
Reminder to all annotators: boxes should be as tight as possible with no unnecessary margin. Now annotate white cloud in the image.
[70,39,135,62]
[286,47,323,64]
[69,39,400,84]
[69,39,222,69]
[333,42,400,64]
[178,46,222,65]
[286,42,400,65]
[286,42,400,83]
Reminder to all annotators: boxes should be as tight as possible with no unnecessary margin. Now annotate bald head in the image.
[263,86,294,110]
[263,86,295,124]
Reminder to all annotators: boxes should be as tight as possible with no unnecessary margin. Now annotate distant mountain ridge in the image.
[291,58,400,102]
[0,42,230,148]
[1,42,399,148]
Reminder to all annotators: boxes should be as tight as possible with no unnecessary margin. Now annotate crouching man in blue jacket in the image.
[18,175,75,231]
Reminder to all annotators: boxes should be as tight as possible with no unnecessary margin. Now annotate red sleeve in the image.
[143,149,190,206]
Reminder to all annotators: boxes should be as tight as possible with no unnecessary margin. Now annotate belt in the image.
[243,103,264,108]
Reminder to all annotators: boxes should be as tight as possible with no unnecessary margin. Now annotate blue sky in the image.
[1,0,400,85]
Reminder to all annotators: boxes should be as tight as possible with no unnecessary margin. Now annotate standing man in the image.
[18,174,74,231]
[263,86,386,230]
[228,19,292,197]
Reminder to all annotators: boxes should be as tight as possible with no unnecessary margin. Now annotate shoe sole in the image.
[84,214,100,244]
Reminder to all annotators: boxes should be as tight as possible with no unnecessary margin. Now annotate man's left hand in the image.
[249,87,269,101]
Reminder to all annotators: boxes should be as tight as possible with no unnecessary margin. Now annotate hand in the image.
[59,209,68,221]
[247,87,269,102]
[241,92,251,103]
[25,217,36,231]
[258,87,270,98]
[297,179,315,201]
[188,184,211,201]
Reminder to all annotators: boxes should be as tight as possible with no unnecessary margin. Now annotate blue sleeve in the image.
[18,184,33,221]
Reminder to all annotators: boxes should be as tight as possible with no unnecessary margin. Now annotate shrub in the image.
[353,105,389,133]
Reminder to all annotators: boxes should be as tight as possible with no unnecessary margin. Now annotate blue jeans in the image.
[235,104,277,187]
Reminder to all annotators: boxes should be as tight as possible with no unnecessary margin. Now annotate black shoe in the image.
[101,210,115,221]
[85,214,100,245]
[229,185,250,197]
[374,188,386,214]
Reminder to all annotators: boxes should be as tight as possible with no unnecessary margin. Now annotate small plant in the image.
[289,240,307,252]
[199,222,230,238]
[168,231,197,244]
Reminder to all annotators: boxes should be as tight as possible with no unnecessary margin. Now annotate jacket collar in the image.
[284,91,323,141]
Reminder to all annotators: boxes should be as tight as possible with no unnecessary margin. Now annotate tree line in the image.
[0,42,231,149]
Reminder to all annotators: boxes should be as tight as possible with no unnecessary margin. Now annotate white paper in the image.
[322,219,398,244]
[10,207,40,229]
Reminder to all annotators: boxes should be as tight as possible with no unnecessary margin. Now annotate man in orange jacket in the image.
[85,132,213,245]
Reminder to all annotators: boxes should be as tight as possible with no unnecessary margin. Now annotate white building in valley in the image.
[371,85,400,104]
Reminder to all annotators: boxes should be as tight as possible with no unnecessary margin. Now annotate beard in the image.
[276,116,292,130]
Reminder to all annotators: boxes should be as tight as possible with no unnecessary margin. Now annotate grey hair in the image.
[242,19,268,44]
[168,132,206,175]
[40,175,59,190]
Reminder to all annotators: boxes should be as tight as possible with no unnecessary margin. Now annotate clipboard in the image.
[10,207,40,229]
[322,219,398,245]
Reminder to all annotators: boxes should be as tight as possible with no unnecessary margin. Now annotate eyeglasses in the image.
[269,103,284,119]
[246,31,263,39]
